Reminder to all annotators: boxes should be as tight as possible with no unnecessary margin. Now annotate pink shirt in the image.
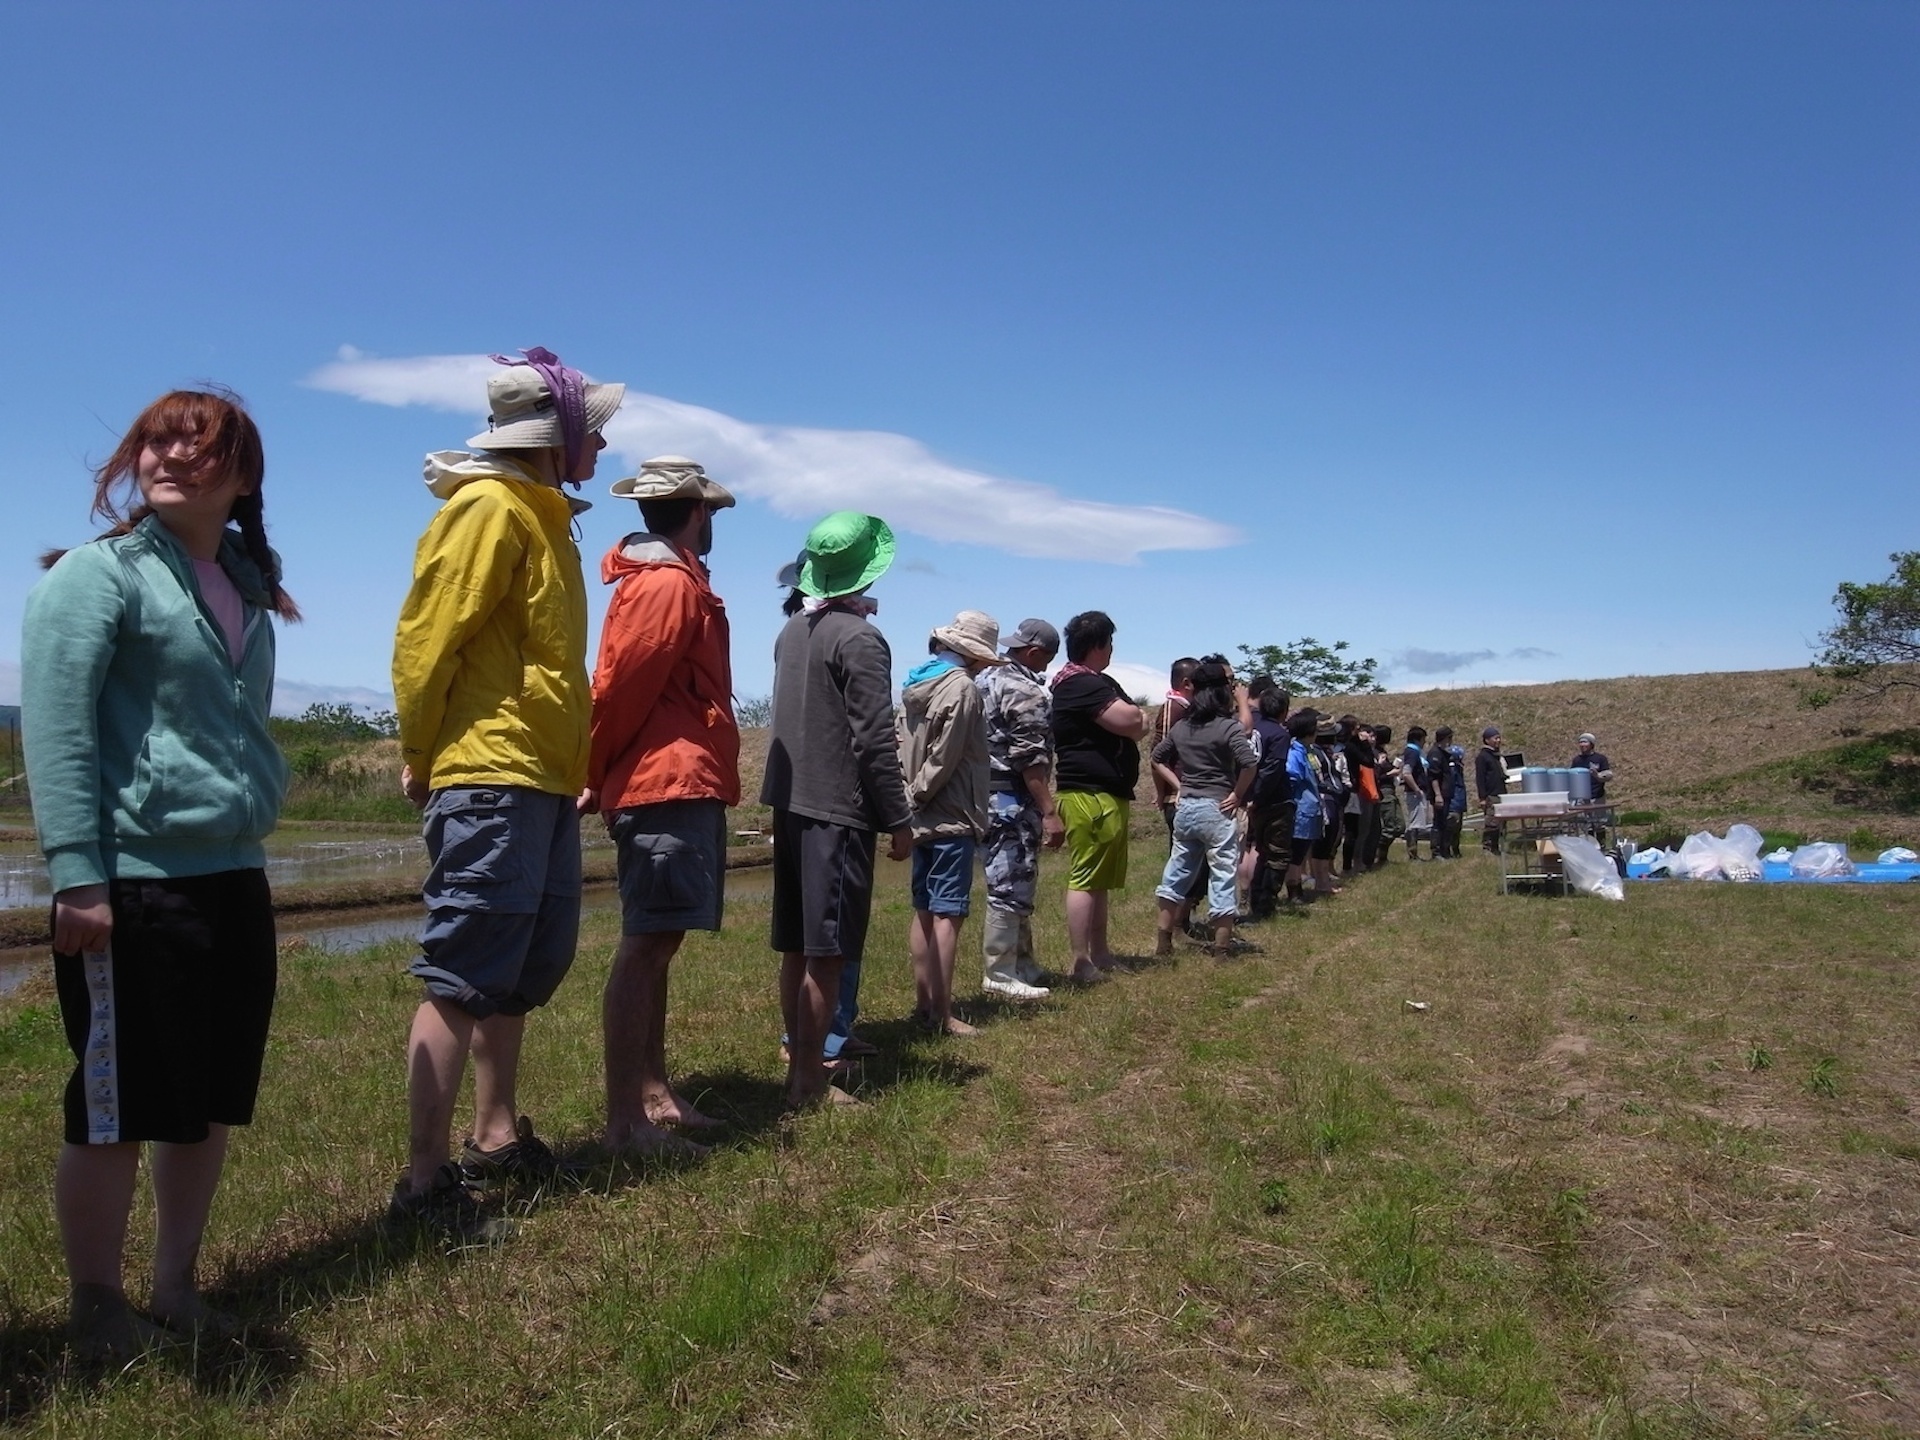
[192,557,247,662]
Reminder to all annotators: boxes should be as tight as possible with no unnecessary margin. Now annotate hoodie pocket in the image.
[130,734,156,814]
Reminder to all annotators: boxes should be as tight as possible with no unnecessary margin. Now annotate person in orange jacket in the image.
[589,456,740,1157]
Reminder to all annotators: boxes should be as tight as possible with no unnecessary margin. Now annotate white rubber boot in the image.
[983,908,1048,1000]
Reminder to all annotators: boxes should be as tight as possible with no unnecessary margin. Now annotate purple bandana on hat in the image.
[489,346,588,480]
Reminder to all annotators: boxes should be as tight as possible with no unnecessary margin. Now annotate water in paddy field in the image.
[0,828,625,912]
[0,861,770,997]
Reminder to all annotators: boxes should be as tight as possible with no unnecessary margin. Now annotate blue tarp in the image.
[1626,859,1920,885]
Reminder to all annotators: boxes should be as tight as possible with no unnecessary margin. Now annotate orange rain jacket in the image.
[588,534,741,810]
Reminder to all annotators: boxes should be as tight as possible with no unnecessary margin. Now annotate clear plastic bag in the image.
[1878,847,1919,865]
[1556,833,1624,901]
[1671,825,1764,882]
[1789,842,1855,879]
[1723,824,1765,881]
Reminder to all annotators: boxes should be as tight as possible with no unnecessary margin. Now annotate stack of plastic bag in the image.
[1788,842,1854,879]
[1556,833,1625,901]
[1669,824,1765,882]
[1878,847,1919,865]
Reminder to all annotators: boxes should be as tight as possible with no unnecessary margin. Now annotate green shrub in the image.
[1784,728,1920,814]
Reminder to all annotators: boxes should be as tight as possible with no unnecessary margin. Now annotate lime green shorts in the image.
[1058,791,1130,892]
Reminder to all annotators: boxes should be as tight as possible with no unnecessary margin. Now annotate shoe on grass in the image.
[387,1162,506,1242]
[459,1115,581,1188]
[982,975,1050,1001]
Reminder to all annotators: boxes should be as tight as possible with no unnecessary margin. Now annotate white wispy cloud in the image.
[305,349,1239,563]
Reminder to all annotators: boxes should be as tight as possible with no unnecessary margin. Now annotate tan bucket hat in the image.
[931,610,1008,666]
[467,367,625,451]
[609,455,736,507]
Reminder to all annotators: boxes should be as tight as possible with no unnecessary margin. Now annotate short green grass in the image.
[2,853,1917,1437]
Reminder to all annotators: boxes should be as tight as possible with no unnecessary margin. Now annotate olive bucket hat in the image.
[795,512,895,599]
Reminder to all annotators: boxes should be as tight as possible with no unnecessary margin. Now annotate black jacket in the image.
[1474,745,1506,802]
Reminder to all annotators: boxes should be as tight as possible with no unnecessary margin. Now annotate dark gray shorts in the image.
[413,786,582,1019]
[609,799,727,935]
[769,809,876,965]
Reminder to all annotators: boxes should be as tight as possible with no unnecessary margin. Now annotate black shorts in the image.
[55,870,277,1146]
[769,809,877,965]
[1310,830,1339,861]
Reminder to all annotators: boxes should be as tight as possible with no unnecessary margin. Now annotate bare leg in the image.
[1154,897,1179,957]
[785,953,846,1107]
[469,1011,525,1153]
[150,1125,229,1320]
[55,1141,141,1294]
[605,931,711,1147]
[1211,912,1236,957]
[908,911,935,1023]
[1088,890,1115,968]
[405,996,477,1193]
[930,915,972,1034]
[1064,889,1102,981]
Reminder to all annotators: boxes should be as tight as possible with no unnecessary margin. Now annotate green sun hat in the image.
[796,511,896,598]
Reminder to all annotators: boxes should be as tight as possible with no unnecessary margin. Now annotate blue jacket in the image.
[23,516,287,892]
[1286,739,1322,823]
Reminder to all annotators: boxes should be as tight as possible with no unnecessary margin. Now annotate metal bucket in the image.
[1566,766,1594,802]
[1521,767,1553,793]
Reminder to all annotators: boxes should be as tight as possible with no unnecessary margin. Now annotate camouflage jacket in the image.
[976,660,1053,788]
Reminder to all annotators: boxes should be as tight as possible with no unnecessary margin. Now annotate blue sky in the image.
[2,1,1913,709]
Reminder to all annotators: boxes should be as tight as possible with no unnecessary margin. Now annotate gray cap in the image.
[1003,617,1060,654]
[1577,732,1596,744]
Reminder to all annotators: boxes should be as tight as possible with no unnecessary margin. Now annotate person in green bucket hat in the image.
[793,511,896,600]
[762,513,912,1108]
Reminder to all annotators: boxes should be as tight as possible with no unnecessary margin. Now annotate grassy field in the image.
[2,842,1916,1437]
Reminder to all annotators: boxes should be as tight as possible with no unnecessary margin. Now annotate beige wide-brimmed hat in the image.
[931,610,1008,666]
[609,455,736,507]
[467,368,626,451]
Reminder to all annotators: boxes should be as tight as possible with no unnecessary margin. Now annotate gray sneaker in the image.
[387,1162,507,1241]
[459,1115,584,1189]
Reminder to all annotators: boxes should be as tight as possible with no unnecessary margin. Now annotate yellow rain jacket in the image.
[393,451,591,795]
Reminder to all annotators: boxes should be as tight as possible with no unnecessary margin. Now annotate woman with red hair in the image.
[22,387,295,1361]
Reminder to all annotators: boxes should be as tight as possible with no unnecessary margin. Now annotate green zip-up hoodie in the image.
[22,515,288,893]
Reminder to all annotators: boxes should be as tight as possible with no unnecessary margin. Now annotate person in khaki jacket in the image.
[898,611,1005,1036]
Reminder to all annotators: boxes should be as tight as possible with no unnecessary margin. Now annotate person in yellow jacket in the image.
[388,349,624,1235]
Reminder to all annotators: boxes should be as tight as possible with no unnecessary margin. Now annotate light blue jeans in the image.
[1156,796,1239,918]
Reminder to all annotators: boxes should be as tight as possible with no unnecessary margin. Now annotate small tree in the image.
[735,694,773,728]
[1236,638,1383,696]
[1812,551,1920,702]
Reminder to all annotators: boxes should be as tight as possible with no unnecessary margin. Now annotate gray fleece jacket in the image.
[760,605,911,832]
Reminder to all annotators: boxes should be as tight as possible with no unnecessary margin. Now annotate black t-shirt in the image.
[1051,671,1141,798]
